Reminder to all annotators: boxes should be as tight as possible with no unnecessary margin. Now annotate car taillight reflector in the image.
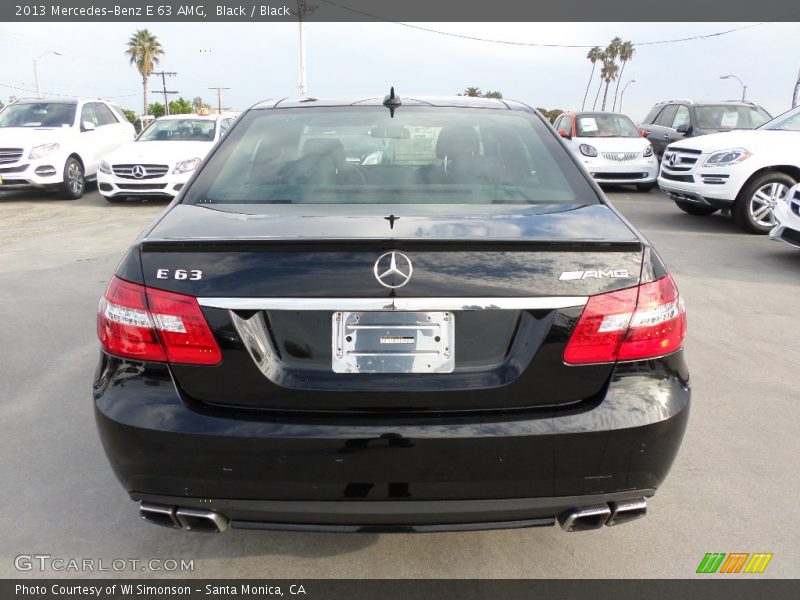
[564,274,686,365]
[97,276,222,365]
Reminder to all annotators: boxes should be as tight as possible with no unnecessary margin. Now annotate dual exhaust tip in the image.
[140,502,229,533]
[558,498,647,532]
[140,499,645,534]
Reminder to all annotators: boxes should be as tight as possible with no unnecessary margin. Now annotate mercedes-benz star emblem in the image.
[132,165,146,179]
[373,251,413,289]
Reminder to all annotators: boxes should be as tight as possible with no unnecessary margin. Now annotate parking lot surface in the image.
[1,186,798,578]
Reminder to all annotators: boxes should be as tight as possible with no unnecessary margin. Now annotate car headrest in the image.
[302,138,346,157]
[436,126,479,159]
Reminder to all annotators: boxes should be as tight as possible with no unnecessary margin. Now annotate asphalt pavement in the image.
[1,186,798,578]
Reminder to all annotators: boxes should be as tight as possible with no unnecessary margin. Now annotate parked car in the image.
[658,105,800,233]
[97,113,236,202]
[94,93,690,534]
[640,100,771,160]
[770,183,800,249]
[0,97,134,199]
[554,111,657,191]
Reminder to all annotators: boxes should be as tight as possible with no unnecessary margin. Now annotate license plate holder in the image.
[332,311,454,374]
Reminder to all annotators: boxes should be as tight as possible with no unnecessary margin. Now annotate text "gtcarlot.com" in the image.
[14,554,194,572]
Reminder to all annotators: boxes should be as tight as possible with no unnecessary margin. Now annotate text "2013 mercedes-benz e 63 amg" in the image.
[94,90,690,534]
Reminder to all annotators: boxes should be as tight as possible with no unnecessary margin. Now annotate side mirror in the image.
[558,130,571,140]
[675,124,692,135]
[82,121,96,132]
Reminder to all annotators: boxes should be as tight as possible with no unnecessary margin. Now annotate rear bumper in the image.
[94,352,690,530]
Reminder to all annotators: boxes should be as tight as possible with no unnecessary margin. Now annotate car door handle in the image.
[663,133,671,139]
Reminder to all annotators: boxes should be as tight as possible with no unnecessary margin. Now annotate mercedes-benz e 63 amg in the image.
[94,92,690,534]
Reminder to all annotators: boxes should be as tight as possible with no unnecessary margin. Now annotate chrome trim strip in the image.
[198,296,589,311]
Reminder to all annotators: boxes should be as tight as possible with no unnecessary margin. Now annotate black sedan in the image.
[94,92,690,533]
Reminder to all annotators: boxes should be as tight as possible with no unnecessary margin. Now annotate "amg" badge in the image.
[559,269,630,281]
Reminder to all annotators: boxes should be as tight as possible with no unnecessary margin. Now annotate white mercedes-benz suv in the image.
[0,97,135,199]
[658,106,800,233]
[97,114,235,203]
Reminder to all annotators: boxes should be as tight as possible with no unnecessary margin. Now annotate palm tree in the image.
[612,41,635,111]
[462,87,483,97]
[600,59,619,110]
[483,90,503,99]
[126,29,164,116]
[592,51,607,110]
[582,47,603,110]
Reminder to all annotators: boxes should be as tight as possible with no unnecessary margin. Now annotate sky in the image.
[1,21,798,122]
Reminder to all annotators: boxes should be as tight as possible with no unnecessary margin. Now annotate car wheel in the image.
[734,172,795,234]
[59,158,85,199]
[674,200,719,216]
[636,183,655,192]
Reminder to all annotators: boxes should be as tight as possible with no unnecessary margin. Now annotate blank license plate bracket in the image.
[332,311,454,374]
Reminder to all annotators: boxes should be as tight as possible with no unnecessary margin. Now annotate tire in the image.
[636,183,655,192]
[734,171,796,234]
[59,157,85,199]
[674,200,719,216]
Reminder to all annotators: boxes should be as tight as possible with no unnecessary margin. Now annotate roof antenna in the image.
[383,86,401,118]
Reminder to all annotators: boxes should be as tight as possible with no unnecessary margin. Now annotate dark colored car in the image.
[94,93,690,534]
[640,99,771,160]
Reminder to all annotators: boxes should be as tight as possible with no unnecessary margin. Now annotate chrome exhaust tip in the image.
[558,504,612,532]
[175,507,229,533]
[606,498,647,527]
[139,502,181,529]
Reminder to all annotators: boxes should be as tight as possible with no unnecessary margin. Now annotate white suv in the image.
[0,98,135,199]
[658,106,800,233]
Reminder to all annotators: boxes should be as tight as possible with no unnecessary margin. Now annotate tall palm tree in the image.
[600,59,619,111]
[592,51,607,110]
[612,41,635,111]
[462,87,483,97]
[126,29,164,116]
[582,47,603,110]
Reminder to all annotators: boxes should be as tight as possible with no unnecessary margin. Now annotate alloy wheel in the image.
[749,182,787,228]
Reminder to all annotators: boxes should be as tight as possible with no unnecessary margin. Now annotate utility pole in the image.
[292,1,318,95]
[152,71,178,115]
[209,87,230,114]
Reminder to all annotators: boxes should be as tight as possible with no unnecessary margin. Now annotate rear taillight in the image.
[563,274,686,365]
[97,276,222,365]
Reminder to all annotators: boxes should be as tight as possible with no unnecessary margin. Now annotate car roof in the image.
[573,111,632,118]
[12,97,80,105]
[251,95,534,112]
[155,114,223,121]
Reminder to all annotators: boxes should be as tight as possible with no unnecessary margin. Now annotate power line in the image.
[315,1,768,49]
[0,82,140,99]
[209,86,230,114]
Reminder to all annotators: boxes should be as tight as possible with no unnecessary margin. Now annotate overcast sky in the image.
[1,21,798,121]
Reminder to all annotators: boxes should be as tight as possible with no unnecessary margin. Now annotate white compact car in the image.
[770,183,800,249]
[658,106,800,234]
[553,111,658,191]
[98,114,235,202]
[0,97,135,199]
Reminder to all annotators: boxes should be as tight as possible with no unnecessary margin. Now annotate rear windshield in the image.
[0,102,76,128]
[576,114,640,138]
[694,105,771,130]
[182,106,599,207]
[138,119,216,142]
